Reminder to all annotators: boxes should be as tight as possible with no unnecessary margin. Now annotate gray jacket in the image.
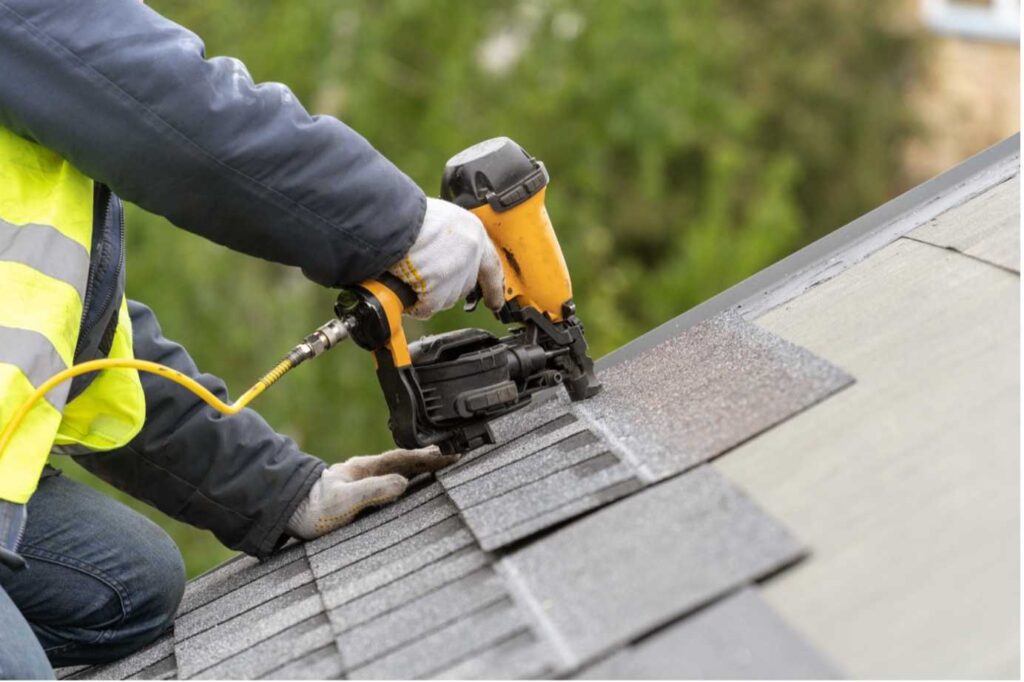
[0,0,426,557]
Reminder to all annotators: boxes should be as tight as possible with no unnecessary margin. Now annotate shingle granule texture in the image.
[438,310,852,550]
[65,635,175,680]
[174,552,322,678]
[575,588,840,679]
[499,465,805,668]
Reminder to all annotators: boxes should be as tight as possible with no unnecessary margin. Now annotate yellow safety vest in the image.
[0,127,146,503]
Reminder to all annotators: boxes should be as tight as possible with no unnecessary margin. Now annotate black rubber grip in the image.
[376,272,419,309]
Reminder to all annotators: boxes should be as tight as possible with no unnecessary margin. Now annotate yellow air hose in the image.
[0,317,351,462]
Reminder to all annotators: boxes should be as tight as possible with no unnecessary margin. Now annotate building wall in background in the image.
[904,0,1019,182]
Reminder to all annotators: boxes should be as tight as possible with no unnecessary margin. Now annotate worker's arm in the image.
[73,301,325,558]
[0,0,423,287]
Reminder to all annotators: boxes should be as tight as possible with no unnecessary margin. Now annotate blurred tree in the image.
[58,0,920,576]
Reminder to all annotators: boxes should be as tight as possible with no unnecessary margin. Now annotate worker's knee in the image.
[5,474,185,666]
[115,520,186,648]
[57,516,183,660]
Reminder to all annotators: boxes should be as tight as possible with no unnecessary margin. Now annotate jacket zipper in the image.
[73,188,108,360]
[11,512,25,553]
[73,190,124,361]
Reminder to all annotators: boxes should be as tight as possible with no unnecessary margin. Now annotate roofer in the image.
[0,1,506,677]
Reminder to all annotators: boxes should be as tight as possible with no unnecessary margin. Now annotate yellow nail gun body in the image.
[339,137,601,453]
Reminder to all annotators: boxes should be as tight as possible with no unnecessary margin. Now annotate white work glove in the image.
[285,447,458,540]
[389,198,505,320]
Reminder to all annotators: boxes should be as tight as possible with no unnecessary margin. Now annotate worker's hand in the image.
[285,447,458,540]
[389,198,505,320]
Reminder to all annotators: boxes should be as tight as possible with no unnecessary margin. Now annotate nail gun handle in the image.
[336,274,417,368]
[441,137,573,322]
[372,272,419,309]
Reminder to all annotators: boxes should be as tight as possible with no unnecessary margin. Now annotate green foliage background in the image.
[59,0,920,576]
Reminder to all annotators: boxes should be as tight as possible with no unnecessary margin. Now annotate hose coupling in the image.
[289,318,352,365]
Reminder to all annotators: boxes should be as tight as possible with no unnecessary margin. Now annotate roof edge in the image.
[599,133,1020,370]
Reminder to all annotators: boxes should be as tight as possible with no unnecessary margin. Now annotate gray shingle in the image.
[577,311,853,480]
[329,545,492,631]
[348,598,536,680]
[438,311,851,551]
[439,413,584,488]
[461,453,642,552]
[54,665,91,679]
[316,516,476,610]
[177,542,305,617]
[576,588,840,679]
[499,466,805,668]
[427,630,558,680]
[444,432,604,508]
[261,643,345,680]
[306,494,460,580]
[336,566,507,669]
[175,553,313,641]
[175,565,323,678]
[69,634,174,680]
[304,480,447,557]
[194,613,334,680]
[134,654,177,681]
[473,477,645,552]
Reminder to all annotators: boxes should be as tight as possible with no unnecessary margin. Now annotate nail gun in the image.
[300,137,601,454]
[0,138,600,502]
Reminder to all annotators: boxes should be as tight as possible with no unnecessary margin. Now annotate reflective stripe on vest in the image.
[0,127,145,503]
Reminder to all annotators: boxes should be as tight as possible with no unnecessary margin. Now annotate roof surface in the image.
[57,134,1019,680]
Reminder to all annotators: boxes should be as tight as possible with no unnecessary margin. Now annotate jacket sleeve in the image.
[0,0,425,287]
[73,301,325,559]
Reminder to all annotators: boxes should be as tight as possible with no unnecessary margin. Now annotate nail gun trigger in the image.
[463,284,482,313]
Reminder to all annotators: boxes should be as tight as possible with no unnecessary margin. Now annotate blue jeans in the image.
[0,471,185,679]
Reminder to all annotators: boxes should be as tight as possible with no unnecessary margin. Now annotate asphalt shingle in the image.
[440,411,584,488]
[439,311,851,551]
[260,642,345,680]
[499,465,805,669]
[176,542,306,618]
[458,452,642,551]
[174,552,322,678]
[134,653,177,681]
[303,479,447,558]
[306,492,460,580]
[297,467,576,679]
[348,598,537,680]
[336,566,508,669]
[576,588,839,679]
[426,629,558,680]
[315,515,476,610]
[174,553,313,641]
[444,431,605,508]
[67,634,175,681]
[192,614,334,680]
[328,546,492,630]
